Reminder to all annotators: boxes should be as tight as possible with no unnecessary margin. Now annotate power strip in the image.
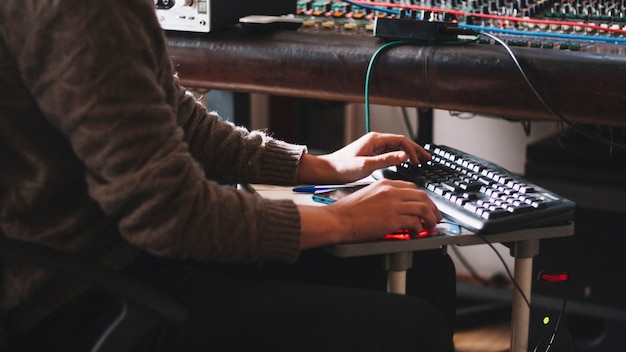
[373,17,460,42]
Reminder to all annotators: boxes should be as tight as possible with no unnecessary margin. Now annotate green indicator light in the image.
[543,316,550,325]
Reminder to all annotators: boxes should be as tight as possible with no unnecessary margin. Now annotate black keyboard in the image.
[377,144,575,233]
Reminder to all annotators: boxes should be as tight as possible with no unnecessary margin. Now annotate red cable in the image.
[349,0,626,35]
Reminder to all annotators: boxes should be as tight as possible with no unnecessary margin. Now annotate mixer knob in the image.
[155,0,175,9]
[607,6,616,15]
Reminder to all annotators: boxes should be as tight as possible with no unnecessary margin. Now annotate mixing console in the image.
[294,0,626,54]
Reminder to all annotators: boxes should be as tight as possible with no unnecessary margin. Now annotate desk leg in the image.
[511,256,532,352]
[385,252,413,295]
[509,240,539,352]
[387,271,407,294]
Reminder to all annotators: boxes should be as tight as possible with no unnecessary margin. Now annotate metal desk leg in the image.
[510,240,540,352]
[385,252,413,295]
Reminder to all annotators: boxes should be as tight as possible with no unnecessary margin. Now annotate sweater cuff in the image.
[259,139,307,185]
[257,198,302,263]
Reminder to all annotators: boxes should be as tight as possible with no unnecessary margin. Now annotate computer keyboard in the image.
[376,144,576,234]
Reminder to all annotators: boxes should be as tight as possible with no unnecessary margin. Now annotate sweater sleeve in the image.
[175,84,307,186]
[0,0,303,263]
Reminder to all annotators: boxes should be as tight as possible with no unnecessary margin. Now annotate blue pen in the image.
[292,185,348,193]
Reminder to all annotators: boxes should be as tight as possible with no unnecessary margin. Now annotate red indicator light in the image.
[383,229,410,241]
[540,272,569,282]
[382,228,431,240]
[383,234,411,240]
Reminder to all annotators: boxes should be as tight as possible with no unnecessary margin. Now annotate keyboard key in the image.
[463,203,481,213]
[461,181,484,192]
[482,209,510,219]
[441,182,462,193]
[518,185,536,193]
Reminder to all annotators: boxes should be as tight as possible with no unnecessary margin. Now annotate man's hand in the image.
[298,179,442,249]
[297,132,431,184]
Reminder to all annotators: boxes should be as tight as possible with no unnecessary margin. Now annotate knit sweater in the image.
[0,0,305,332]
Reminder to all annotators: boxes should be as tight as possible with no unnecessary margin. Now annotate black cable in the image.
[480,31,626,150]
[91,301,128,352]
[531,280,577,352]
[476,233,576,351]
[475,233,545,333]
[532,295,568,352]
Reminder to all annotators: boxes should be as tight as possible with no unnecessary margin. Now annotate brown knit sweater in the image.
[0,0,305,332]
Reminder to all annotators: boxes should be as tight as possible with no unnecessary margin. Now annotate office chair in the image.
[0,234,188,352]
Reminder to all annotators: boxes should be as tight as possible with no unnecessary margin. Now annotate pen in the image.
[292,185,349,193]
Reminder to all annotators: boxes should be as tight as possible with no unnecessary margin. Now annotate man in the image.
[0,1,455,350]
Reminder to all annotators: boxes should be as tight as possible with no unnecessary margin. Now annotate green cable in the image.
[365,41,411,134]
[364,37,478,134]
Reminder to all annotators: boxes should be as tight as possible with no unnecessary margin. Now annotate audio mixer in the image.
[163,0,626,127]
[294,0,626,54]
[155,0,626,55]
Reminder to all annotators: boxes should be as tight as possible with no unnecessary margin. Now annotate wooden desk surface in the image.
[166,27,626,127]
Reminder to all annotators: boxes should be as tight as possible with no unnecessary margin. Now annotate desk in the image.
[167,28,626,127]
[252,184,575,352]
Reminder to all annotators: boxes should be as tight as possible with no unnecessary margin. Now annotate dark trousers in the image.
[257,248,457,332]
[11,249,456,352]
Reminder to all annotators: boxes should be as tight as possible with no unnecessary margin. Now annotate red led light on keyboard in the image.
[383,229,430,240]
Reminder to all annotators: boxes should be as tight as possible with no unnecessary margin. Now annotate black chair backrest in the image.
[0,233,188,352]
